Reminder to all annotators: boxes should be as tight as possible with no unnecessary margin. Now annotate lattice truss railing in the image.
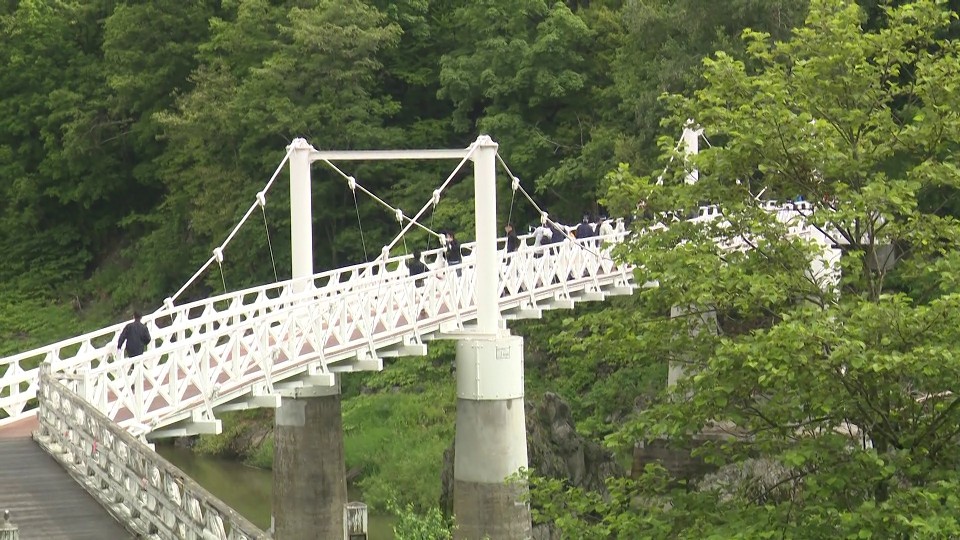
[35,366,267,539]
[0,230,634,435]
[686,200,842,290]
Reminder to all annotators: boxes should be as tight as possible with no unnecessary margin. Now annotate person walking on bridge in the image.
[443,230,463,276]
[117,311,151,357]
[407,248,429,287]
[505,223,520,253]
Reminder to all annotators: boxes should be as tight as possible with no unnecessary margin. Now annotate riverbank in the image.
[157,444,397,536]
[181,349,459,514]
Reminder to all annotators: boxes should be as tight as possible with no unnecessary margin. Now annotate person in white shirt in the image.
[598,216,615,237]
[533,223,552,247]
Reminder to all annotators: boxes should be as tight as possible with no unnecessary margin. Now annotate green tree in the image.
[152,0,403,301]
[535,1,960,537]
[389,500,455,539]
[0,1,114,293]
[438,0,622,221]
[612,0,809,167]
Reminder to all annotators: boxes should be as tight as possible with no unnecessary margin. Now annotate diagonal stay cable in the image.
[261,204,279,283]
[351,187,369,262]
[320,160,441,240]
[495,153,617,263]
[380,140,481,259]
[161,147,294,311]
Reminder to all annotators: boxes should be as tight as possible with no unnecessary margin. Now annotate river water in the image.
[156,445,395,538]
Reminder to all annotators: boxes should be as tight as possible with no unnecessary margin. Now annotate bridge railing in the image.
[34,365,268,540]
[1,229,634,429]
[0,236,504,424]
[61,232,633,434]
[3,202,824,427]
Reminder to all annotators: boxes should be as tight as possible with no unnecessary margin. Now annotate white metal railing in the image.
[0,201,839,435]
[0,510,17,540]
[34,366,268,539]
[1,231,634,435]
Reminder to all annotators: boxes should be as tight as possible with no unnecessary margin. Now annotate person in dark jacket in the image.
[407,249,429,287]
[443,231,462,268]
[117,311,151,357]
[505,223,520,253]
[575,214,596,242]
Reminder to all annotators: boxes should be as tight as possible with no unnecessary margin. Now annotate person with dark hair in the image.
[548,221,568,244]
[443,231,462,274]
[117,311,151,357]
[407,248,429,287]
[575,214,596,241]
[505,223,520,253]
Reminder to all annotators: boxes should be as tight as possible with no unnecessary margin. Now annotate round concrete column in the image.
[453,335,532,539]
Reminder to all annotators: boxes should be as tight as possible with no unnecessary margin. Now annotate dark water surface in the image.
[157,445,395,538]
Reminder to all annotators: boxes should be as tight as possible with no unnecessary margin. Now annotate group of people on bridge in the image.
[405,213,625,285]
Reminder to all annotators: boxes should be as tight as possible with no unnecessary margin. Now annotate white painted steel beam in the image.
[309,149,471,162]
[605,285,636,296]
[543,298,576,310]
[147,416,221,439]
[289,138,314,287]
[472,136,500,335]
[378,343,428,358]
[329,358,383,372]
[213,394,281,413]
[504,308,542,320]
[275,373,337,389]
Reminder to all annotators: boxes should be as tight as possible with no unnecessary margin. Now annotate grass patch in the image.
[343,382,455,512]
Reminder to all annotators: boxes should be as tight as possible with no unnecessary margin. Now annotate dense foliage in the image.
[10,0,960,535]
[532,0,960,537]
[0,0,810,330]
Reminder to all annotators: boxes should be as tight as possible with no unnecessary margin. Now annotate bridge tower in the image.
[452,136,532,539]
[272,138,348,539]
[275,135,531,538]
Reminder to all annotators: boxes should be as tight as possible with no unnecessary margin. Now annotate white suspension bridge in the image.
[0,131,838,540]
[0,136,633,435]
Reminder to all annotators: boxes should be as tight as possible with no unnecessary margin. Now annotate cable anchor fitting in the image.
[347,176,357,191]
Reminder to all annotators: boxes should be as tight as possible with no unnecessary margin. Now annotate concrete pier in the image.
[453,335,532,539]
[273,386,347,539]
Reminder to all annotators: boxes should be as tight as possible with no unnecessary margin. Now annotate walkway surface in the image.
[0,417,134,540]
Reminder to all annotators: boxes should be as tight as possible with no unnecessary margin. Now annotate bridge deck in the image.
[0,420,134,540]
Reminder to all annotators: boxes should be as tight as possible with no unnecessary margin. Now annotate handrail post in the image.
[343,502,367,539]
[0,510,19,540]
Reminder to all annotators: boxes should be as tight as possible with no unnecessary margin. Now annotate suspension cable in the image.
[496,153,615,262]
[396,208,409,256]
[655,135,686,186]
[427,197,438,250]
[260,197,279,283]
[350,179,369,262]
[320,160,441,239]
[381,141,480,258]
[214,247,227,293]
[163,147,294,309]
[507,175,518,226]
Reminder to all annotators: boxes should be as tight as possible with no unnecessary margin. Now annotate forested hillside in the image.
[0,0,808,348]
[10,1,960,537]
